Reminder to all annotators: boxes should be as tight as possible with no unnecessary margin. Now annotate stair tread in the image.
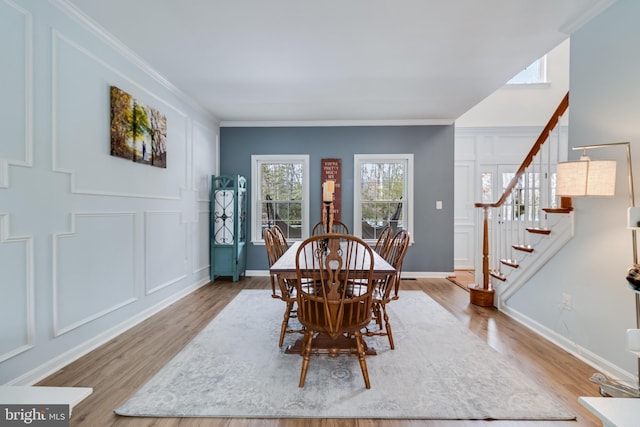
[543,207,573,213]
[513,244,534,253]
[490,270,507,281]
[526,227,551,235]
[500,258,520,268]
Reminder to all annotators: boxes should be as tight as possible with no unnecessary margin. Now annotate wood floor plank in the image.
[37,277,603,426]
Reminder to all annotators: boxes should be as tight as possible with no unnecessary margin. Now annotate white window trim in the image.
[506,55,548,86]
[250,154,310,244]
[353,153,414,243]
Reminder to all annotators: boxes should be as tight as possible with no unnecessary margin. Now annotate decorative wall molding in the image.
[52,212,137,337]
[0,0,33,189]
[193,210,210,274]
[454,227,475,269]
[0,213,35,363]
[144,211,187,294]
[453,161,475,223]
[0,0,220,385]
[50,29,189,200]
[453,125,569,270]
[180,187,199,224]
[8,277,210,386]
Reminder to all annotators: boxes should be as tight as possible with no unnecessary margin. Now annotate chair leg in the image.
[372,302,383,329]
[279,301,294,347]
[299,329,314,387]
[269,275,277,297]
[381,303,395,350]
[354,330,371,389]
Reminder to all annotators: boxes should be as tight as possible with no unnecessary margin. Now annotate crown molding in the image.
[559,0,618,35]
[220,118,455,128]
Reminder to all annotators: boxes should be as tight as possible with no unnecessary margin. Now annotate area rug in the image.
[115,290,575,420]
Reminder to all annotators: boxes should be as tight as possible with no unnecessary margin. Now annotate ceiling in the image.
[65,0,616,125]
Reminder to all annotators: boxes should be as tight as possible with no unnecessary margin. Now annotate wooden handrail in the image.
[471,92,570,302]
[474,92,569,209]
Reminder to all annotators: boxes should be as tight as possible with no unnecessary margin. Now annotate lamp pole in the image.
[574,142,640,395]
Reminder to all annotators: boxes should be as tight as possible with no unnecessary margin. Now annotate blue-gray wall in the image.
[220,125,454,275]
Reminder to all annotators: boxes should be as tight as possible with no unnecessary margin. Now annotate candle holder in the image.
[321,200,334,255]
[322,200,334,233]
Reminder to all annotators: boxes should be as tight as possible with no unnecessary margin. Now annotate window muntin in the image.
[502,172,542,221]
[354,154,413,242]
[251,155,309,242]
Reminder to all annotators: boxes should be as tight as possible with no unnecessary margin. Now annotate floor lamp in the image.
[557,141,640,398]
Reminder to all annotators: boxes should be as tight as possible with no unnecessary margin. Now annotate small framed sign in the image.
[321,158,341,220]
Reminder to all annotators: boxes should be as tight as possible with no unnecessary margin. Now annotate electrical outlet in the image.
[562,293,572,310]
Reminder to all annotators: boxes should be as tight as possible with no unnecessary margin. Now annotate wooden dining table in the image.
[269,240,396,355]
[269,240,396,280]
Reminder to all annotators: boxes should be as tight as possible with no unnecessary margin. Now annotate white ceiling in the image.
[65,0,616,125]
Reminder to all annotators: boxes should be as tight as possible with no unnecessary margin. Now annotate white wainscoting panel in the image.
[53,212,137,336]
[454,134,477,162]
[194,210,210,274]
[0,0,221,386]
[144,211,187,294]
[193,121,217,202]
[0,0,33,188]
[454,226,475,269]
[0,214,34,362]
[454,161,475,223]
[51,30,188,199]
[454,160,476,269]
[454,127,545,270]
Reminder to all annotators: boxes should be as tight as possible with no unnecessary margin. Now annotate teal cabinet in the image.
[210,175,247,282]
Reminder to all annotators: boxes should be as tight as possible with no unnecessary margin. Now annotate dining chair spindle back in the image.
[264,228,301,347]
[373,224,393,256]
[270,224,289,250]
[295,233,375,388]
[311,220,350,235]
[365,229,410,349]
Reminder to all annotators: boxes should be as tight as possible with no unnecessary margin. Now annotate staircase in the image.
[472,92,573,307]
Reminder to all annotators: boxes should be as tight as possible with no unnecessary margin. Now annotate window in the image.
[481,171,493,203]
[251,155,309,243]
[481,168,547,222]
[507,56,547,85]
[354,154,413,242]
[501,172,542,221]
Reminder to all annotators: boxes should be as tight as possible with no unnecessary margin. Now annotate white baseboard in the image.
[9,278,211,386]
[500,304,636,384]
[246,270,269,277]
[403,271,453,279]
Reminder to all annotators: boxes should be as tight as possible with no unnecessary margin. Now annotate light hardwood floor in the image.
[37,277,603,426]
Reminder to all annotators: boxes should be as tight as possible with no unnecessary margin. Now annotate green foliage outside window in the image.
[260,162,303,230]
[360,162,405,225]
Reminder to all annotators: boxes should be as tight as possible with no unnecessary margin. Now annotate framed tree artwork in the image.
[110,86,167,168]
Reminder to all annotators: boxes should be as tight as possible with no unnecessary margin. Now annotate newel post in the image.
[470,205,495,307]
